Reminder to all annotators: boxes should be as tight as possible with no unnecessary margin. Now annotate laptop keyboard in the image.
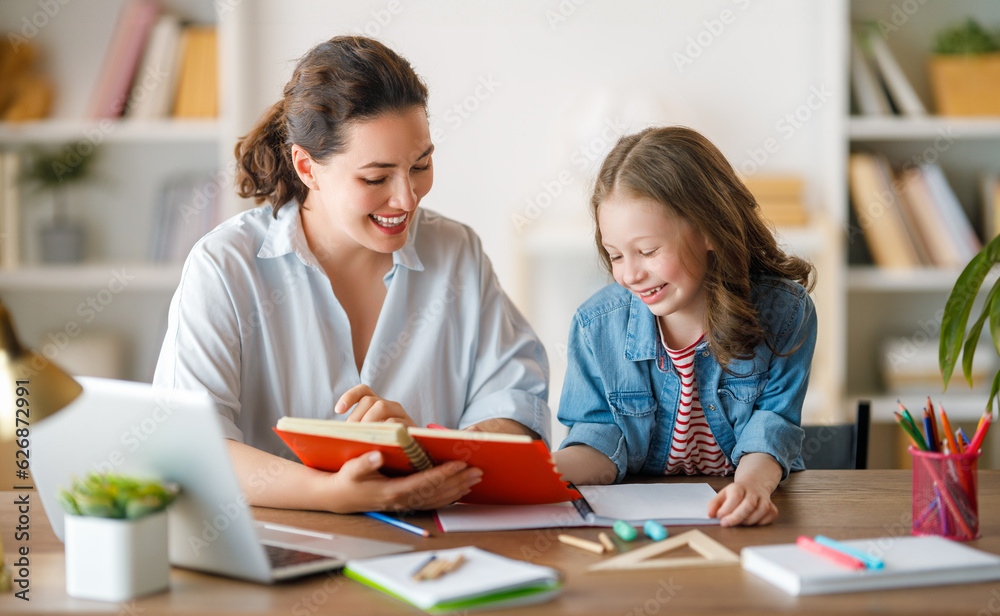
[264,544,333,569]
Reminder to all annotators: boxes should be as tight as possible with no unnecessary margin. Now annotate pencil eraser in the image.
[643,520,668,541]
[613,520,637,542]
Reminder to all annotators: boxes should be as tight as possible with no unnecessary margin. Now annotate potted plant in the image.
[940,233,1000,414]
[20,144,99,263]
[927,18,1000,116]
[57,473,179,602]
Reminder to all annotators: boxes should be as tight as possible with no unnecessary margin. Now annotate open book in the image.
[435,483,720,532]
[273,418,580,506]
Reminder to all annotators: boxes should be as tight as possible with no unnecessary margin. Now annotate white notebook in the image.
[741,536,1000,596]
[435,483,719,532]
[344,546,560,613]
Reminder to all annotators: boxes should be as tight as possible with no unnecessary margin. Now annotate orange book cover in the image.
[273,422,580,506]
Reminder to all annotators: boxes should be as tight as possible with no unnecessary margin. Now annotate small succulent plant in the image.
[933,18,1000,55]
[57,473,179,520]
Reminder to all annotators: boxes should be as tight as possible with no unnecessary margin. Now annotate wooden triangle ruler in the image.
[588,529,739,572]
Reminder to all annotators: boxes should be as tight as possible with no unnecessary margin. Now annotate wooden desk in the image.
[3,471,1000,614]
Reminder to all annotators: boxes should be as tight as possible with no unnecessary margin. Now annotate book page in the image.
[578,483,718,522]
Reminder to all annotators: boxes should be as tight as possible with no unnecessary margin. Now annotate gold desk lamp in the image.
[0,300,82,592]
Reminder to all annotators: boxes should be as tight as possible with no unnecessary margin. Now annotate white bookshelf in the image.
[0,0,233,382]
[844,0,1000,439]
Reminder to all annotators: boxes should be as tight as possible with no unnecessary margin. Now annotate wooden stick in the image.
[597,532,617,554]
[558,533,605,554]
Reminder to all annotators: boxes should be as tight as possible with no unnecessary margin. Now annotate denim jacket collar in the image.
[624,293,659,362]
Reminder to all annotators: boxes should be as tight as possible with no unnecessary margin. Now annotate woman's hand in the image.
[335,384,417,426]
[707,452,782,527]
[330,451,483,512]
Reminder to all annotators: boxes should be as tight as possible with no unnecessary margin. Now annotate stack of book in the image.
[848,152,981,269]
[88,0,217,120]
[850,23,928,117]
[743,175,808,226]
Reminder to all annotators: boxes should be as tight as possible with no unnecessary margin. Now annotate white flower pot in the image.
[64,511,170,602]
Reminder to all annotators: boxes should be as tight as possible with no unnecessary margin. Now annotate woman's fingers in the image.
[335,384,376,415]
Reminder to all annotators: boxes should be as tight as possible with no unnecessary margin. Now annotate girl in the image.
[553,126,816,527]
[154,36,550,513]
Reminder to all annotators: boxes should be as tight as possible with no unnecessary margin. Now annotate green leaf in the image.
[941,234,1000,389]
[991,280,1000,356]
[74,493,122,518]
[989,367,1000,418]
[56,490,80,516]
[962,278,1000,386]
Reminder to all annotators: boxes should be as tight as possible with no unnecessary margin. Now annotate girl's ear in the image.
[291,144,320,191]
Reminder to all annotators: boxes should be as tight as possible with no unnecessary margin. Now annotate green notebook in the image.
[344,546,562,613]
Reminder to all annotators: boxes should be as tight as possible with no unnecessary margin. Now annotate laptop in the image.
[32,376,413,583]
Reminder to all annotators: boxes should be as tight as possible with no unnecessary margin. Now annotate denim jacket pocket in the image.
[608,391,657,416]
[608,391,657,472]
[716,373,767,426]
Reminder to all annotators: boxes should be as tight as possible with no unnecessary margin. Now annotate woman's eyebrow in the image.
[358,145,434,170]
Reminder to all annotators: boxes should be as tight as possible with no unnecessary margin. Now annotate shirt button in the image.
[702,351,709,357]
[708,404,716,410]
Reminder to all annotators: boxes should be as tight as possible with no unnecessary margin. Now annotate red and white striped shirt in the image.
[659,326,733,476]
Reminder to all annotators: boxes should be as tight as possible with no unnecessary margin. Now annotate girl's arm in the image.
[552,444,619,486]
[706,452,782,526]
[226,440,484,513]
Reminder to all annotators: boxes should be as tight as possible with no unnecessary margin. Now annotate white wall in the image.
[227,0,844,440]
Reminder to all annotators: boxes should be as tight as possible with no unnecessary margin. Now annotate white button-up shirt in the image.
[153,202,550,458]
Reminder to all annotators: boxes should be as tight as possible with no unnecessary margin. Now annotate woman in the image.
[153,36,549,513]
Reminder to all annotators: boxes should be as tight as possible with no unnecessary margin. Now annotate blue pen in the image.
[813,535,884,569]
[364,512,430,537]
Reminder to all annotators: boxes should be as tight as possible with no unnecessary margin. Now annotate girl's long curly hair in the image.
[591,126,815,367]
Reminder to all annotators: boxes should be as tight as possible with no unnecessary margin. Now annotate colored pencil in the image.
[939,404,959,457]
[894,411,927,450]
[922,411,937,452]
[926,397,941,450]
[968,412,993,454]
[813,535,884,569]
[796,535,866,570]
[364,512,430,538]
[897,401,923,439]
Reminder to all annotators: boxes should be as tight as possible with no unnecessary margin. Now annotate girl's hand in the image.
[330,451,483,512]
[707,452,782,526]
[707,480,778,527]
[335,384,417,426]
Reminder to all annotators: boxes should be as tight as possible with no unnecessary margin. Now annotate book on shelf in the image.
[921,163,981,262]
[848,152,921,268]
[896,167,964,268]
[148,172,221,263]
[172,25,218,118]
[741,535,1000,596]
[273,418,580,506]
[849,153,980,269]
[0,151,20,270]
[850,30,892,116]
[126,14,183,120]
[87,0,161,119]
[344,546,562,614]
[859,23,927,117]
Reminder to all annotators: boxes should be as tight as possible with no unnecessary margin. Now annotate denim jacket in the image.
[558,276,816,482]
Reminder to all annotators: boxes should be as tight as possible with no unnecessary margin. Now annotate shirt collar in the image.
[257,201,425,273]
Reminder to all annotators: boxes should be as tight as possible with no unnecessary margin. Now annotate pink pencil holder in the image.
[910,446,980,541]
